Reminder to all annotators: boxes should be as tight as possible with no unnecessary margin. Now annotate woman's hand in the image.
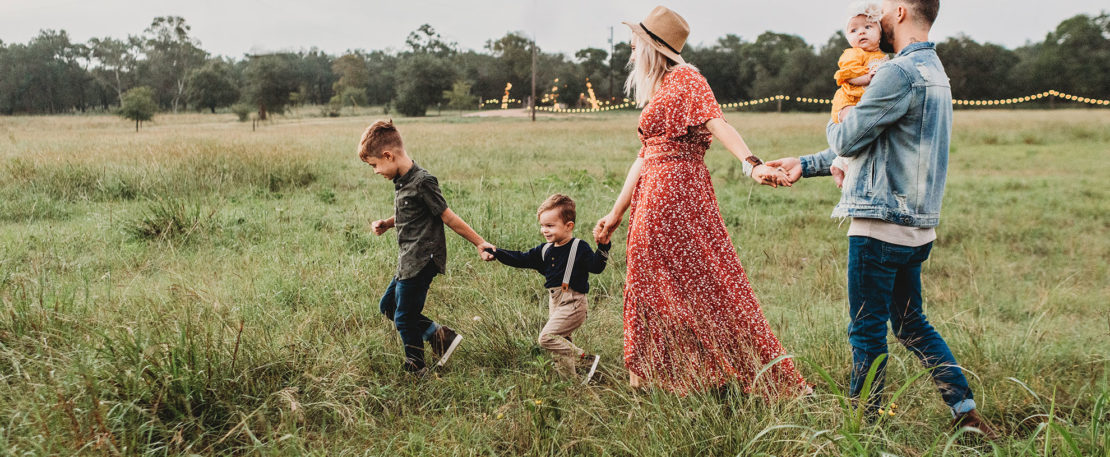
[594,211,623,242]
[751,164,791,188]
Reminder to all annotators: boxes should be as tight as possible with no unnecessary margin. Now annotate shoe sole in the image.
[582,355,600,385]
[436,335,462,367]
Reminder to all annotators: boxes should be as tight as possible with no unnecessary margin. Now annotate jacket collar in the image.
[898,41,935,58]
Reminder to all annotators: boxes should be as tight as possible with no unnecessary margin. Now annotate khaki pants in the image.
[539,287,588,372]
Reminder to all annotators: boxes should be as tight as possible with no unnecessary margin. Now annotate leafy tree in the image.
[395,53,456,116]
[295,48,337,105]
[938,35,1019,101]
[143,16,207,112]
[486,32,535,89]
[1013,13,1110,100]
[406,24,457,58]
[331,53,370,100]
[243,53,299,120]
[0,30,91,114]
[119,86,157,131]
[365,51,398,104]
[687,35,755,103]
[443,80,478,111]
[575,48,609,85]
[88,36,141,105]
[185,59,240,113]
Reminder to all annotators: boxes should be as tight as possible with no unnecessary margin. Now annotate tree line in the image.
[1,13,1107,118]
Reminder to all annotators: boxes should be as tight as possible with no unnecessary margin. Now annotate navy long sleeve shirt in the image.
[492,238,611,294]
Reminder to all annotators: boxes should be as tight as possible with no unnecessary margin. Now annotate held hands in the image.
[370,218,394,235]
[764,157,803,185]
[594,223,612,245]
[751,164,792,188]
[477,242,496,261]
[593,211,622,244]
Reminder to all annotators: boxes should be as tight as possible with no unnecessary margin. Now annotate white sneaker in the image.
[582,354,600,385]
[436,333,462,367]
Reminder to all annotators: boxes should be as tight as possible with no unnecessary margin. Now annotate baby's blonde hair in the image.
[846,1,883,24]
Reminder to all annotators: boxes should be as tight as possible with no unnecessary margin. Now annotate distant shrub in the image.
[231,103,253,122]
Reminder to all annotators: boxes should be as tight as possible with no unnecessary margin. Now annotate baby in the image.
[830,1,889,184]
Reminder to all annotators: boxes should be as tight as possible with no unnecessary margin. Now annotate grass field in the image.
[0,109,1107,456]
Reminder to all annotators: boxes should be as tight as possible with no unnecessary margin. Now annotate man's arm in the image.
[441,208,495,261]
[799,148,838,178]
[826,64,913,158]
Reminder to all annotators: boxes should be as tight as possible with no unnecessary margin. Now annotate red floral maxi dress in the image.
[623,65,808,395]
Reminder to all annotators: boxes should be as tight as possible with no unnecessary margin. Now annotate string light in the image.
[485,87,1109,112]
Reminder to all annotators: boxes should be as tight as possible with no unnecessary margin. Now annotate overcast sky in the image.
[2,1,1106,58]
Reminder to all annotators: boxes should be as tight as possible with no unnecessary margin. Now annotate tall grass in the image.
[0,110,1107,455]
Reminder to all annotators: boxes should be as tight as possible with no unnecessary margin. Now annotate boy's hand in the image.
[594,229,611,245]
[477,242,496,261]
[371,218,394,236]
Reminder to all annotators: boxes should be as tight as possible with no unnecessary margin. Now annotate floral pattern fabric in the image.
[623,64,809,396]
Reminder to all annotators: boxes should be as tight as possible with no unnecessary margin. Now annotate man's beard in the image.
[880,27,895,53]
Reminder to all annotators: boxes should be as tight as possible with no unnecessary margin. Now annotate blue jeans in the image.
[847,236,975,415]
[379,263,441,372]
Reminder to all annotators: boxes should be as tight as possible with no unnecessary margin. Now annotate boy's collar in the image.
[393,162,422,186]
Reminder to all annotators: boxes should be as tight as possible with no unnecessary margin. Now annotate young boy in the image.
[485,194,611,384]
[358,119,496,375]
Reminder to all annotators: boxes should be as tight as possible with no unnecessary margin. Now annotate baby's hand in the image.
[838,106,855,122]
[831,166,845,188]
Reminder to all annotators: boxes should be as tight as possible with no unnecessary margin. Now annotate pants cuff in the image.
[950,399,976,417]
[422,322,441,342]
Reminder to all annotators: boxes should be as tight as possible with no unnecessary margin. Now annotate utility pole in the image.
[608,26,615,102]
[531,34,537,122]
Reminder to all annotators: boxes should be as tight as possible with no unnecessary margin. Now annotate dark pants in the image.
[847,236,974,413]
[379,263,440,371]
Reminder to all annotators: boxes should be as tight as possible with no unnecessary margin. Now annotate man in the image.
[768,0,999,438]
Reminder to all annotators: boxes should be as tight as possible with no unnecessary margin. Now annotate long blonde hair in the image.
[624,34,684,107]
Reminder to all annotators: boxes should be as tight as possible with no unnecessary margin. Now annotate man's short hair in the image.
[537,194,576,223]
[357,119,403,161]
[901,0,939,26]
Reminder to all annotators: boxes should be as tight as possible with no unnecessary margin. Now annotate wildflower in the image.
[496,413,504,419]
[534,399,543,405]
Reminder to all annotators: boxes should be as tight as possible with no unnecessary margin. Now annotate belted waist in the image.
[641,141,707,160]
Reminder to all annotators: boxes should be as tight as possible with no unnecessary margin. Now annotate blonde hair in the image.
[537,194,576,223]
[357,119,403,161]
[624,34,683,107]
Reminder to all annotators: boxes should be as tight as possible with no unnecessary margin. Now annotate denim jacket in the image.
[801,42,951,228]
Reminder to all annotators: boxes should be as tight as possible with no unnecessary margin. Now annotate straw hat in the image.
[623,6,689,63]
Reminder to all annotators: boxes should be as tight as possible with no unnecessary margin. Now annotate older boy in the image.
[486,194,610,384]
[359,119,495,375]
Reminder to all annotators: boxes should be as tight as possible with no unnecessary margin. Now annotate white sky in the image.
[1,1,1106,58]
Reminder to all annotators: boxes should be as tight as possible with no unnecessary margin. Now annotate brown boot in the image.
[950,409,1000,441]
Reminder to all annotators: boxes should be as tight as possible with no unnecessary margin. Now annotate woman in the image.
[594,6,809,396]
